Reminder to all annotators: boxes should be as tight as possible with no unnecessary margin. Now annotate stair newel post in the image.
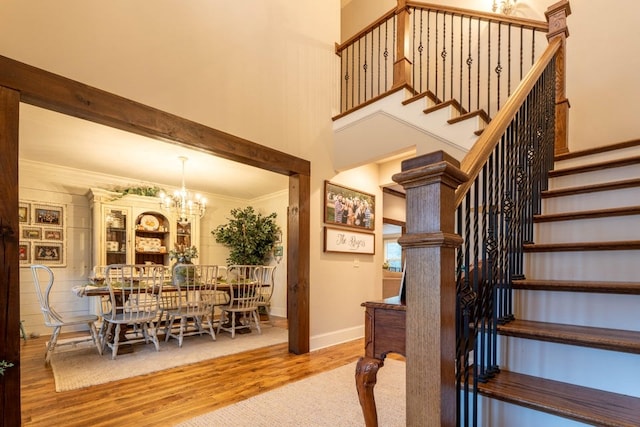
[393,151,468,427]
[392,0,412,90]
[545,0,572,156]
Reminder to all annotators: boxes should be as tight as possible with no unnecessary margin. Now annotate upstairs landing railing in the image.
[335,1,549,121]
[391,2,571,425]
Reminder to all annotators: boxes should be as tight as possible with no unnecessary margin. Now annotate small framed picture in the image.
[43,228,63,241]
[19,202,30,223]
[34,243,64,265]
[34,204,64,226]
[22,227,42,240]
[19,242,30,263]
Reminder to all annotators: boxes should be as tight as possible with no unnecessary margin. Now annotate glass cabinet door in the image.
[104,207,128,265]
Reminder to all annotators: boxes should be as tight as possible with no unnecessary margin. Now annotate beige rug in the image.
[175,359,406,427]
[50,326,288,392]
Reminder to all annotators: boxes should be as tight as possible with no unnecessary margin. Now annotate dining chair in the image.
[30,264,102,365]
[256,265,277,325]
[217,265,264,338]
[101,264,166,359]
[164,264,222,347]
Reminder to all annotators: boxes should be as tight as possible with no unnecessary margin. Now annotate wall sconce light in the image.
[492,0,517,15]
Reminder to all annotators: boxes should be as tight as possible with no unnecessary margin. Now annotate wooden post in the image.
[393,151,468,426]
[0,85,21,427]
[392,0,412,90]
[545,0,572,156]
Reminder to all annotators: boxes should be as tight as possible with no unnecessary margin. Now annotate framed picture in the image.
[324,181,375,230]
[19,242,30,263]
[22,227,42,240]
[33,204,64,226]
[43,228,64,241]
[34,243,64,265]
[19,202,30,223]
[324,226,375,255]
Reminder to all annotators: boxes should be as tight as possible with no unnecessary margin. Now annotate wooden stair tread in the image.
[447,109,490,125]
[423,99,466,115]
[534,206,640,222]
[550,155,640,177]
[523,241,640,252]
[513,279,640,294]
[541,178,640,198]
[478,369,640,427]
[498,319,640,354]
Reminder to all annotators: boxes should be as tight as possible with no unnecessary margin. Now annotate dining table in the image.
[75,278,256,354]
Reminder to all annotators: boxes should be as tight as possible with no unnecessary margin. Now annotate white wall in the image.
[341,0,640,151]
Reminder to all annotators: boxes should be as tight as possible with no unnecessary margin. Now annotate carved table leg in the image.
[355,356,384,427]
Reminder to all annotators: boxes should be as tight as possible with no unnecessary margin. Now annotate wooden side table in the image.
[355,296,406,427]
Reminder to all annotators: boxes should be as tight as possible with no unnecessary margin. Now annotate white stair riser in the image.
[524,250,637,282]
[478,397,589,427]
[556,145,640,169]
[549,164,640,189]
[498,336,640,398]
[542,186,640,213]
[534,215,640,243]
[514,289,640,331]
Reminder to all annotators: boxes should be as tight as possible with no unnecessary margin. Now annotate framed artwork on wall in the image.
[19,202,29,223]
[43,228,63,241]
[22,227,42,240]
[33,204,64,226]
[34,243,64,265]
[19,199,67,267]
[324,226,375,255]
[323,180,375,231]
[19,242,30,263]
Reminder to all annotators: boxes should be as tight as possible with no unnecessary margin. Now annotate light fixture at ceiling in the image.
[159,156,206,225]
[492,0,517,15]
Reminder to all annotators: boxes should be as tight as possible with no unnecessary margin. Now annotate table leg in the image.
[355,356,384,427]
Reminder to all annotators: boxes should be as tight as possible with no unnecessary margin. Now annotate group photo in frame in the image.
[323,226,375,255]
[324,180,375,230]
[33,204,64,226]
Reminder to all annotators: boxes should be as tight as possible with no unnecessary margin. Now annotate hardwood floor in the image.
[20,319,365,426]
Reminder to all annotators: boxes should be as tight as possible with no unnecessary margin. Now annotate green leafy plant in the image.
[169,244,199,263]
[0,360,14,376]
[108,185,166,200]
[212,206,280,265]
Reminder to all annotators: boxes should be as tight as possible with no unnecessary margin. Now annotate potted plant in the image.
[212,206,280,265]
[169,244,198,284]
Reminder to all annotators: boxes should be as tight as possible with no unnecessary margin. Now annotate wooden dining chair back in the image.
[217,265,264,338]
[101,264,166,359]
[256,265,277,325]
[164,264,222,347]
[30,264,102,365]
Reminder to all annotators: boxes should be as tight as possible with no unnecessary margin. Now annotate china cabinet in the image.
[87,188,200,270]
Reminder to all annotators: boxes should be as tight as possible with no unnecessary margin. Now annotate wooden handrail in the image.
[336,1,548,54]
[406,1,549,31]
[454,37,562,208]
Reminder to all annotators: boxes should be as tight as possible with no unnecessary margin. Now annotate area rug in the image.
[175,359,406,427]
[50,326,288,392]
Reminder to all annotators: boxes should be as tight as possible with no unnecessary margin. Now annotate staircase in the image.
[478,139,640,426]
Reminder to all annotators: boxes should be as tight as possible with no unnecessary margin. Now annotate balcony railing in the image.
[335,1,549,120]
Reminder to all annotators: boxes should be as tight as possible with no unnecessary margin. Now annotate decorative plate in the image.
[140,214,160,231]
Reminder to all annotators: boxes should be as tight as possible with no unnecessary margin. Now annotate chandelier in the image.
[159,156,206,225]
[492,0,517,15]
